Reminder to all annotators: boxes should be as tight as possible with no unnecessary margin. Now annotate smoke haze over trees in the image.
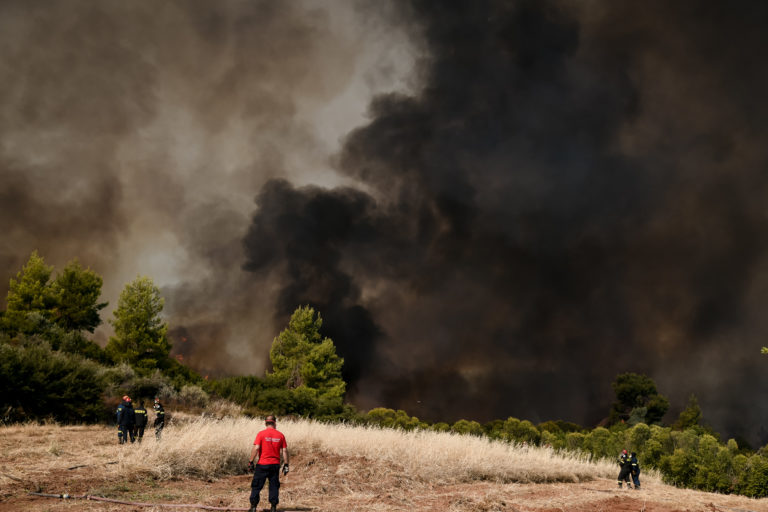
[3,1,768,442]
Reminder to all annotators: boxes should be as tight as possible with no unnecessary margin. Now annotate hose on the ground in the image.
[28,492,250,510]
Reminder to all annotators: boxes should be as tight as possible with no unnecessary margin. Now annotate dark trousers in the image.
[133,425,146,441]
[617,466,632,486]
[155,422,164,440]
[118,425,135,444]
[250,464,280,506]
[632,470,641,487]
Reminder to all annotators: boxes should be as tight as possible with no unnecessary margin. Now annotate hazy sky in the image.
[3,0,768,444]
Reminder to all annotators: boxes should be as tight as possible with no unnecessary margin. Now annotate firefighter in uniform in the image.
[630,452,641,489]
[153,397,165,440]
[133,401,148,442]
[116,395,136,444]
[617,449,632,488]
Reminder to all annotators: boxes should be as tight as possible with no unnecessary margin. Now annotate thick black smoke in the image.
[243,0,768,442]
[3,0,768,443]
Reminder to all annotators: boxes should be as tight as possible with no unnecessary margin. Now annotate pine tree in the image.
[269,306,345,403]
[106,276,170,371]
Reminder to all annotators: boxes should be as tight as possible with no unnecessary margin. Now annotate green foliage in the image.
[502,417,541,444]
[57,331,109,362]
[204,307,348,419]
[483,419,505,439]
[49,260,107,332]
[628,423,651,453]
[3,252,57,334]
[609,372,670,425]
[673,394,703,430]
[565,432,586,451]
[101,364,175,403]
[268,306,345,407]
[583,427,618,459]
[257,386,317,416]
[206,375,265,406]
[0,337,108,423]
[660,448,699,487]
[178,385,209,408]
[3,253,107,340]
[736,455,768,497]
[365,408,426,430]
[106,276,171,371]
[451,418,484,436]
[540,430,565,449]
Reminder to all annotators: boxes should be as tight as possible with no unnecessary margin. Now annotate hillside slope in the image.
[1,422,766,512]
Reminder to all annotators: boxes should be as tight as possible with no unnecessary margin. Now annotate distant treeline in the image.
[2,252,768,497]
[0,254,347,424]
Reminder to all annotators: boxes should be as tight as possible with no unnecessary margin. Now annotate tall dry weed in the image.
[119,417,651,485]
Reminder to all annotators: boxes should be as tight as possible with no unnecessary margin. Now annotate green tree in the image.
[628,423,651,453]
[106,276,170,371]
[609,372,670,425]
[50,260,107,332]
[365,408,425,430]
[672,394,703,430]
[502,417,541,444]
[268,306,345,404]
[451,419,484,436]
[583,426,617,459]
[0,338,108,423]
[3,251,56,334]
[565,432,586,451]
[2,254,107,361]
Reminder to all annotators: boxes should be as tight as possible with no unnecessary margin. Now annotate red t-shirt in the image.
[253,427,287,465]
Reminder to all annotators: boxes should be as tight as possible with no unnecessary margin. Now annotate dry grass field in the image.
[1,417,767,512]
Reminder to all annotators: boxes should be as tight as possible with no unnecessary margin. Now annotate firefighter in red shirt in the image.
[248,415,289,512]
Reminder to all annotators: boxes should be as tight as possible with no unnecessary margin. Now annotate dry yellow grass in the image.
[119,416,644,485]
[3,420,768,511]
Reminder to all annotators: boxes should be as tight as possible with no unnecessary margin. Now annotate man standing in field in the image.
[133,401,148,442]
[116,396,135,444]
[247,415,289,512]
[617,449,632,488]
[153,397,165,440]
[630,452,641,489]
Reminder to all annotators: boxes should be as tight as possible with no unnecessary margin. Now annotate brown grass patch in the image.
[2,421,767,511]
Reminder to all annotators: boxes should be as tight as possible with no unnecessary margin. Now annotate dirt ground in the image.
[2,424,767,512]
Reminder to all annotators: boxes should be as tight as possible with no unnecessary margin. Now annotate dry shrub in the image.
[118,417,642,485]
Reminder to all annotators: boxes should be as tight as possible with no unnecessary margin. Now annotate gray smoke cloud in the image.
[0,0,415,374]
[3,0,768,443]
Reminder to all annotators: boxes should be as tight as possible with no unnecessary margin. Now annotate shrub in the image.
[179,385,210,408]
[541,430,565,450]
[207,375,265,406]
[565,432,586,451]
[628,423,651,453]
[431,422,451,432]
[660,449,699,487]
[735,455,768,497]
[365,408,425,430]
[102,365,175,403]
[503,418,541,445]
[0,341,108,423]
[583,427,617,460]
[451,419,484,436]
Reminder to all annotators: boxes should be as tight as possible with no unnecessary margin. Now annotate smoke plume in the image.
[3,0,768,442]
[243,0,768,442]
